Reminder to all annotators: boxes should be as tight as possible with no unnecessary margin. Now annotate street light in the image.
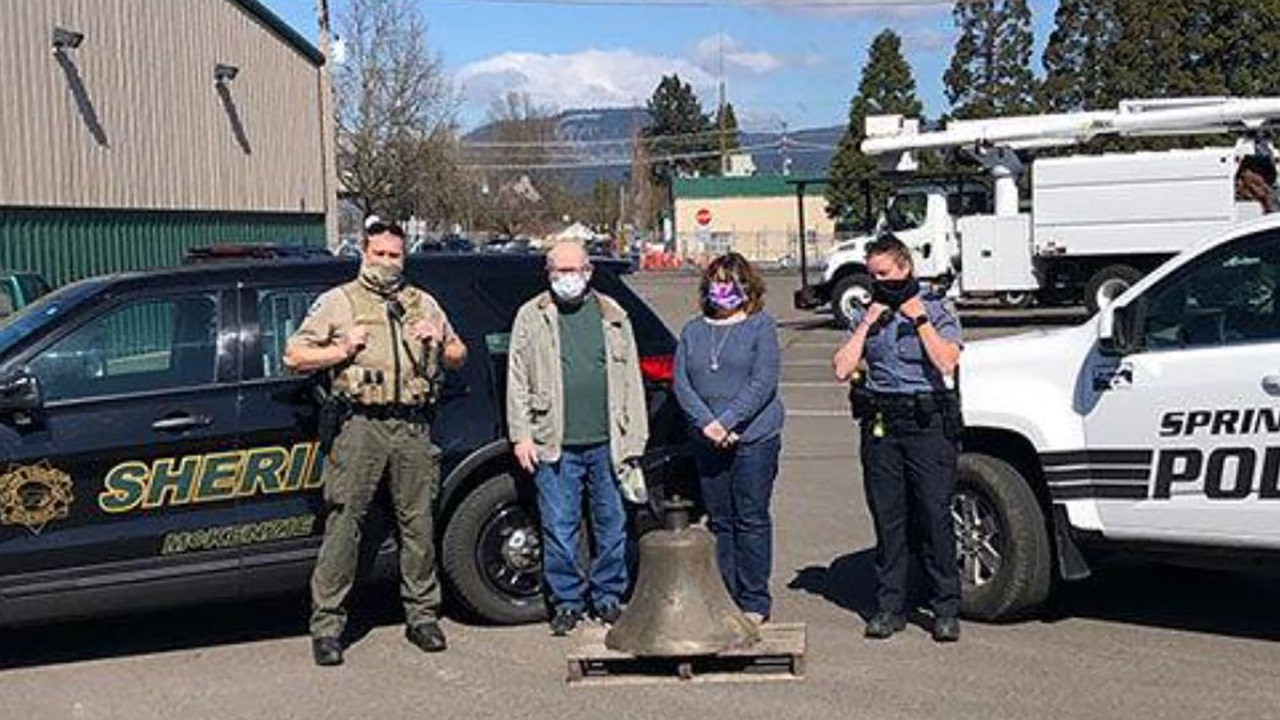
[52,26,84,53]
[214,63,239,85]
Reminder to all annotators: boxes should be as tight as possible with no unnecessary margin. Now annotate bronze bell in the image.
[604,496,759,656]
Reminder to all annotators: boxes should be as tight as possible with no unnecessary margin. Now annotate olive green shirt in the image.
[558,299,610,445]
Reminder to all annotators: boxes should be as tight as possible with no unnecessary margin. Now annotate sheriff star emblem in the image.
[0,461,73,535]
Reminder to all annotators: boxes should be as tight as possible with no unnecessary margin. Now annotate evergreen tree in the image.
[643,75,717,187]
[825,30,923,229]
[945,0,1040,119]
[1041,0,1280,151]
[1041,0,1114,111]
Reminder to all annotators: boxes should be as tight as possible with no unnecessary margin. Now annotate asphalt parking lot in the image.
[2,271,1278,720]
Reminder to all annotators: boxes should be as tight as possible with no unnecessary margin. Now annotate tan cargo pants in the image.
[309,413,441,639]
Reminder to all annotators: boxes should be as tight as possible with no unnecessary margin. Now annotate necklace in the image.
[709,323,736,372]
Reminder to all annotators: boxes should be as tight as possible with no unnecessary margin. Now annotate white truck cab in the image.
[956,213,1280,619]
[813,183,982,327]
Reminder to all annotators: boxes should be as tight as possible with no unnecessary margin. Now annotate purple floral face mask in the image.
[706,281,745,311]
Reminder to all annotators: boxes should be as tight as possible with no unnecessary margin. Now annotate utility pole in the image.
[717,32,727,175]
[316,0,340,250]
[780,120,793,177]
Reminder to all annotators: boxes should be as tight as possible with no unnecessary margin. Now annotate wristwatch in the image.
[912,314,931,329]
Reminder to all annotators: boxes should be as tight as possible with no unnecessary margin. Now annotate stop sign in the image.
[695,208,712,226]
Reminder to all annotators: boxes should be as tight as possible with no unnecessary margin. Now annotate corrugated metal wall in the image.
[0,0,325,213]
[0,208,323,287]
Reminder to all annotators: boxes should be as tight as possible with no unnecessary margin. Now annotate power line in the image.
[463,142,781,170]
[444,0,947,7]
[461,126,737,149]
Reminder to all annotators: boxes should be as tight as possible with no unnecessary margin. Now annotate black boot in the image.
[312,637,344,667]
[549,607,583,636]
[932,616,961,643]
[405,622,448,653]
[863,611,907,640]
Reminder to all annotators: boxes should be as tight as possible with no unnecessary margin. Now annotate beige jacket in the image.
[506,290,649,474]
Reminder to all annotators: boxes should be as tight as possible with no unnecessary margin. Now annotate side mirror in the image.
[0,371,43,413]
[1098,301,1140,356]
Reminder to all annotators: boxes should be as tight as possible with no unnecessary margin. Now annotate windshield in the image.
[0,280,101,357]
[886,192,928,232]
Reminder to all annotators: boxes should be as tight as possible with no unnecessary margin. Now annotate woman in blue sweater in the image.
[673,252,784,624]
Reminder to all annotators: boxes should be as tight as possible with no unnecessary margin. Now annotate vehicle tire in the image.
[998,291,1034,310]
[831,272,874,329]
[1084,264,1142,315]
[955,453,1052,621]
[441,472,548,625]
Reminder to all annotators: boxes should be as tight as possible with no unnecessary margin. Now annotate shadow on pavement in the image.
[1047,560,1280,642]
[0,582,406,671]
[791,551,1280,641]
[788,549,879,622]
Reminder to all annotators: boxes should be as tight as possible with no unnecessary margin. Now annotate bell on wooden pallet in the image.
[604,496,759,656]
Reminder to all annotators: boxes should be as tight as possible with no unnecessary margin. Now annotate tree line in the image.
[826,0,1280,228]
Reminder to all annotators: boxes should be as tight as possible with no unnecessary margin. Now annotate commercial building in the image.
[0,0,327,285]
[672,176,836,266]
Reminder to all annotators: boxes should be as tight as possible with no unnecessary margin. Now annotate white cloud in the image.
[900,28,952,54]
[693,33,785,75]
[458,49,716,112]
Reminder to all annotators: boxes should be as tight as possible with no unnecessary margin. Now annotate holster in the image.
[314,385,352,457]
[848,372,875,422]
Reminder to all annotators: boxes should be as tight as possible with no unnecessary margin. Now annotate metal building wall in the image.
[0,0,325,213]
[0,208,323,287]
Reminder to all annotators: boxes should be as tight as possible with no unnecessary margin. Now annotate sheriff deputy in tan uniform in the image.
[284,221,466,667]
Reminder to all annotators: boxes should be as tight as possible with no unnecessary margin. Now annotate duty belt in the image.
[871,391,947,417]
[350,403,429,422]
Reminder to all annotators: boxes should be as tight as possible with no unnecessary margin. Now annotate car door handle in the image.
[152,414,213,432]
[1262,375,1280,396]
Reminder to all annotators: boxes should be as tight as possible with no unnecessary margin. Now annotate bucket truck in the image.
[797,97,1280,325]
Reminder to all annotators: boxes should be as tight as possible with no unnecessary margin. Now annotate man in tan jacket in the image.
[507,241,648,635]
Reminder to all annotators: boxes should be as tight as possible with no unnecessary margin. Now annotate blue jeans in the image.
[694,434,781,617]
[534,443,628,612]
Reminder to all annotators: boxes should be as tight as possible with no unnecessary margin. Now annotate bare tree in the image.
[467,92,570,237]
[335,0,460,225]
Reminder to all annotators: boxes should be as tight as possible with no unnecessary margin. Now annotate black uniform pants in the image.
[860,420,960,618]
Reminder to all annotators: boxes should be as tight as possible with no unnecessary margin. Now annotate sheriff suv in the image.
[0,254,690,626]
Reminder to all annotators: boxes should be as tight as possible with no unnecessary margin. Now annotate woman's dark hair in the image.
[864,232,913,271]
[699,252,766,316]
[1239,154,1278,185]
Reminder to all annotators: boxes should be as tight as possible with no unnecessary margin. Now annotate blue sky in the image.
[261,0,1060,132]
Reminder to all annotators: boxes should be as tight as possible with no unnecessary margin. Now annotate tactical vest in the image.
[331,281,440,406]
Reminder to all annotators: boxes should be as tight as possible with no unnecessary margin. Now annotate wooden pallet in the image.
[566,623,807,686]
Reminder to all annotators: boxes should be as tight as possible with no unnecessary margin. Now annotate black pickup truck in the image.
[0,254,692,626]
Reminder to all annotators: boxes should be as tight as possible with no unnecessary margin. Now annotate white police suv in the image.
[955,214,1280,620]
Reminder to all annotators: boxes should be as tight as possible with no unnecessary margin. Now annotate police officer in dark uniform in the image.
[832,233,964,643]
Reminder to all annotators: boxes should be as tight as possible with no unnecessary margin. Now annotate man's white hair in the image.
[545,240,590,269]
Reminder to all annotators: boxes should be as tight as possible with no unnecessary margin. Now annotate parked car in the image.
[0,254,690,626]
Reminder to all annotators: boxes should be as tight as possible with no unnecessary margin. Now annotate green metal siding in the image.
[0,208,324,287]
[673,176,827,200]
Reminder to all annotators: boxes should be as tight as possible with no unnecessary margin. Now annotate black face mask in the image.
[871,276,920,309]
